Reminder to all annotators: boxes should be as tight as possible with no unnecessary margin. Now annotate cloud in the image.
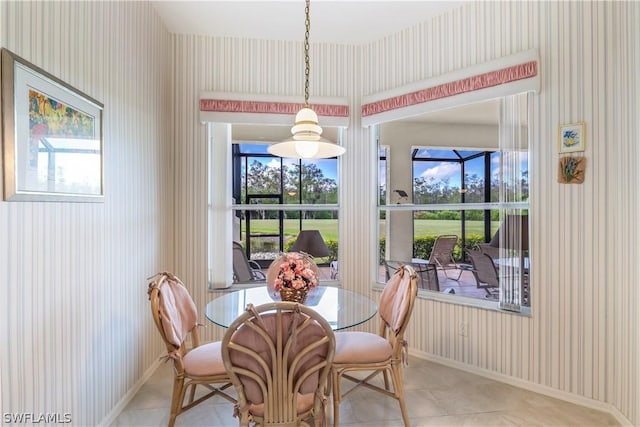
[420,162,459,179]
[266,159,281,169]
[490,152,528,178]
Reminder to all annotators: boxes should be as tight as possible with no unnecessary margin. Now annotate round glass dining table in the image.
[205,286,377,330]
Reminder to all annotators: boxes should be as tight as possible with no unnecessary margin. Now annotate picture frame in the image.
[1,48,104,202]
[558,122,586,153]
[557,156,586,184]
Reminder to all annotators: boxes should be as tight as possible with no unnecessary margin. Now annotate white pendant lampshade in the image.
[269,108,346,158]
[267,0,346,160]
[291,107,322,138]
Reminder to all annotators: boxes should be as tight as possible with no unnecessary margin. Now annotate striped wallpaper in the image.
[358,1,638,423]
[0,0,637,426]
[173,1,638,425]
[0,1,171,425]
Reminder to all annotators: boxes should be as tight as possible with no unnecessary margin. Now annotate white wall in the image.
[174,1,638,425]
[0,2,172,425]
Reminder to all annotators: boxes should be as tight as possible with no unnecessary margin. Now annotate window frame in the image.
[375,94,531,315]
[207,123,344,289]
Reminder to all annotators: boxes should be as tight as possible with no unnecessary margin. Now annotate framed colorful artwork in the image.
[558,122,586,153]
[1,48,104,202]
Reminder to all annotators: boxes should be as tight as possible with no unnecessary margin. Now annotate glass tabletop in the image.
[205,286,378,330]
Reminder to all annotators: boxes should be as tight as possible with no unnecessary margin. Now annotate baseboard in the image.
[98,353,164,427]
[410,349,633,427]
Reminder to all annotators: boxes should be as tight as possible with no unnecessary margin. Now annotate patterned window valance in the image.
[361,49,540,126]
[199,92,349,127]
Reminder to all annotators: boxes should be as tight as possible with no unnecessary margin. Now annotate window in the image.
[233,142,339,266]
[208,123,342,288]
[377,94,530,313]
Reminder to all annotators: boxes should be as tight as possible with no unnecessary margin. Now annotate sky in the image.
[239,143,338,181]
[240,143,526,189]
[384,150,528,189]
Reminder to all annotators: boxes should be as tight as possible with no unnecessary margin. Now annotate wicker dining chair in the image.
[330,265,418,427]
[147,272,236,427]
[222,302,335,427]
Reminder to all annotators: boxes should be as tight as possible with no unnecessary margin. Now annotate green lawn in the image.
[413,220,490,236]
[244,219,499,241]
[244,219,339,241]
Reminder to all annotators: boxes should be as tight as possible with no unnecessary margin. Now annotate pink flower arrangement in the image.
[273,252,318,291]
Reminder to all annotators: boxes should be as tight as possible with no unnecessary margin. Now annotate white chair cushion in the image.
[183,341,227,377]
[333,331,392,364]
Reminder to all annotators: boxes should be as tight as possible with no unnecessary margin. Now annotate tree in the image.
[246,160,280,195]
[414,175,458,204]
[245,160,281,219]
[463,172,485,203]
[285,163,337,218]
[241,159,339,220]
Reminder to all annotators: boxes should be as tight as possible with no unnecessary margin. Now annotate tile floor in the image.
[112,357,619,427]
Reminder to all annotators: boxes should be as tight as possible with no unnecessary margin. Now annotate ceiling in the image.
[152,0,501,134]
[151,0,468,44]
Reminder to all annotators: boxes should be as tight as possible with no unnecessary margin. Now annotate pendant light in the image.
[268,0,346,159]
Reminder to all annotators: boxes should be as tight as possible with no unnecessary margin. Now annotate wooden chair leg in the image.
[331,369,341,427]
[239,411,251,427]
[187,382,196,403]
[382,369,391,390]
[169,376,185,427]
[391,364,410,426]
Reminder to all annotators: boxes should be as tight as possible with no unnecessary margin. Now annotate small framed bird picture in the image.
[393,189,409,204]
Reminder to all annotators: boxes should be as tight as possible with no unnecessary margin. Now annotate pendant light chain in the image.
[267,0,345,159]
[304,0,311,107]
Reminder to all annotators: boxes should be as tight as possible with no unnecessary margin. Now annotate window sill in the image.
[372,282,531,317]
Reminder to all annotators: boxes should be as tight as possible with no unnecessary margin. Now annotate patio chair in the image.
[479,214,529,260]
[383,260,406,281]
[428,234,462,281]
[331,265,418,427]
[411,260,440,291]
[385,259,440,291]
[147,272,236,427]
[221,302,335,427]
[232,241,266,283]
[476,242,501,260]
[475,225,503,260]
[465,249,500,297]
